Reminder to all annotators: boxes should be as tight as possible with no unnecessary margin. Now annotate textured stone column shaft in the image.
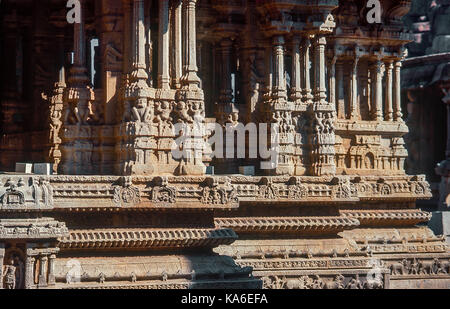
[272,35,286,99]
[73,1,85,69]
[385,61,394,121]
[158,0,170,89]
[47,254,56,286]
[131,0,148,81]
[123,0,132,75]
[336,60,345,118]
[291,36,301,101]
[350,57,358,119]
[70,0,89,86]
[38,255,48,287]
[328,56,336,106]
[182,0,200,87]
[313,36,327,104]
[372,61,384,121]
[173,0,183,88]
[25,255,35,289]
[301,37,313,103]
[394,61,403,121]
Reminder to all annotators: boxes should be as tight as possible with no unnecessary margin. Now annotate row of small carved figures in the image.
[65,267,253,285]
[389,258,450,276]
[262,274,383,290]
[232,248,368,260]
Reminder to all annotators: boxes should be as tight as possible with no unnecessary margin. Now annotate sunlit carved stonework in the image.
[0,0,449,289]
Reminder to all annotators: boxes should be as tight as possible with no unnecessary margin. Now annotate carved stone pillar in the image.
[69,0,91,108]
[328,55,337,107]
[46,28,66,174]
[336,60,345,119]
[313,36,327,105]
[61,0,95,175]
[371,60,384,121]
[158,0,170,89]
[118,0,156,176]
[384,61,394,121]
[173,0,183,89]
[181,0,201,89]
[38,255,48,287]
[24,255,36,289]
[272,35,287,102]
[0,244,4,289]
[123,0,132,78]
[349,56,359,119]
[290,36,302,103]
[215,38,236,128]
[47,254,56,286]
[301,37,313,104]
[130,0,150,88]
[394,61,403,121]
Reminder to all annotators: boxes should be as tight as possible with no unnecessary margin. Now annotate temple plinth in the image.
[0,0,448,289]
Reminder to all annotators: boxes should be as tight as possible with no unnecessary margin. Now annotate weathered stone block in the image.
[239,166,255,176]
[34,163,54,175]
[15,163,33,174]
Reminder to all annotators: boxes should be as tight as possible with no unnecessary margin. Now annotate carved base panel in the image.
[51,254,259,289]
[256,270,390,289]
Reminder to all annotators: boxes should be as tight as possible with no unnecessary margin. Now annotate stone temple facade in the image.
[0,0,449,289]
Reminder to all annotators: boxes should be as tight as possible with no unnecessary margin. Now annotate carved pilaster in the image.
[47,254,56,286]
[371,60,384,121]
[394,61,403,121]
[327,54,337,107]
[384,61,394,121]
[309,35,336,176]
[158,0,170,89]
[336,60,345,119]
[38,255,48,288]
[216,38,236,126]
[61,0,95,175]
[118,0,156,176]
[181,0,201,89]
[291,36,302,103]
[349,56,359,120]
[172,0,183,89]
[272,35,287,102]
[313,36,327,105]
[24,254,36,290]
[301,37,313,104]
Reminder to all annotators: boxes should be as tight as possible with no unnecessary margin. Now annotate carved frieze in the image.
[0,177,54,211]
[0,218,68,240]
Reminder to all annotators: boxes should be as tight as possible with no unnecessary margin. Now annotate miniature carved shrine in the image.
[0,0,449,289]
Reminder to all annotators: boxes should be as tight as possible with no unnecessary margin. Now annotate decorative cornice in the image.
[340,209,431,225]
[215,217,360,233]
[59,228,238,250]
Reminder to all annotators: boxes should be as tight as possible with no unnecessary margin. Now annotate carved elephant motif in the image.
[418,260,436,275]
[390,260,407,275]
